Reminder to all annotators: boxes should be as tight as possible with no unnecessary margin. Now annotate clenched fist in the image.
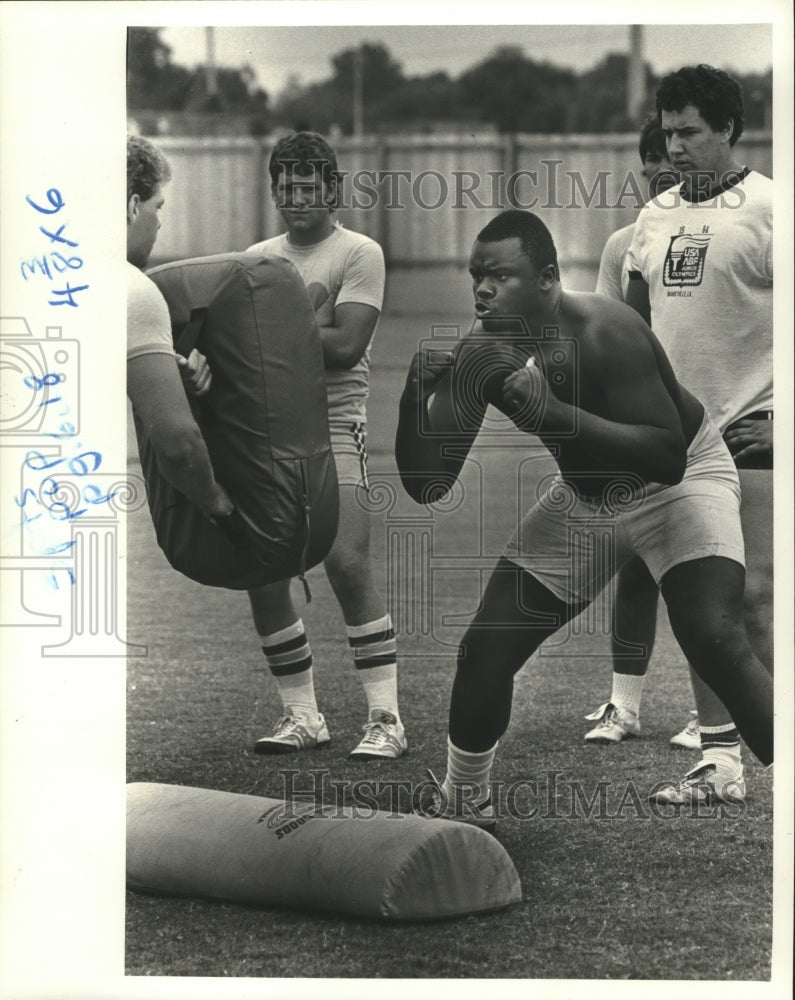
[501,358,547,431]
[401,349,456,403]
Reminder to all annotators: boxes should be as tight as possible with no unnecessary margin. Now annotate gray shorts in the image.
[330,420,369,489]
[504,413,745,605]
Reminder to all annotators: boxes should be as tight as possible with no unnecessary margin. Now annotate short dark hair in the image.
[268,131,341,206]
[638,115,668,162]
[127,134,171,202]
[656,64,745,146]
[476,210,558,273]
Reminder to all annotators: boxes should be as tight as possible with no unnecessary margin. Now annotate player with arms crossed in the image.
[245,132,407,760]
[586,66,773,805]
[395,209,773,829]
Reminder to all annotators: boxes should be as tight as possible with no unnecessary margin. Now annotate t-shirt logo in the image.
[663,234,711,286]
[306,281,331,310]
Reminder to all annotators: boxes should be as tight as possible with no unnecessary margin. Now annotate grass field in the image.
[126,278,774,982]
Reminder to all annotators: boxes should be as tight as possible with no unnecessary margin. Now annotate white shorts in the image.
[504,413,745,605]
[329,420,369,489]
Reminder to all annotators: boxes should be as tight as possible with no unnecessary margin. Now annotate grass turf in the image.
[125,304,773,980]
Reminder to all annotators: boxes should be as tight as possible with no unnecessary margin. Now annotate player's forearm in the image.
[395,395,459,503]
[317,325,363,369]
[153,428,233,517]
[542,403,687,484]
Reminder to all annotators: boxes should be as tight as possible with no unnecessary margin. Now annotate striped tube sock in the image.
[610,672,645,716]
[442,737,498,810]
[347,614,400,721]
[259,620,317,719]
[699,722,742,774]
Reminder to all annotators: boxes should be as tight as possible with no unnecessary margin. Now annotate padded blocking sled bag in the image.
[138,252,339,590]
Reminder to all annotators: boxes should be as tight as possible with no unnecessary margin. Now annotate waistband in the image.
[738,410,774,422]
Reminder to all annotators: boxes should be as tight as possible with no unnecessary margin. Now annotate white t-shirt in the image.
[595,222,635,302]
[626,170,773,432]
[127,261,174,361]
[247,223,385,424]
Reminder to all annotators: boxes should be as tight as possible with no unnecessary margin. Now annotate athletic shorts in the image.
[329,420,369,489]
[504,412,745,605]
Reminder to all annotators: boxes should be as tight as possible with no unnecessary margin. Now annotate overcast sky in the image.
[157,22,773,101]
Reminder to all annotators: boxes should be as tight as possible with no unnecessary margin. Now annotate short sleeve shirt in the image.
[247,223,385,423]
[127,261,174,361]
[595,222,635,302]
[625,171,773,432]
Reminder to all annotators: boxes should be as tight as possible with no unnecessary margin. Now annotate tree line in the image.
[128,29,772,136]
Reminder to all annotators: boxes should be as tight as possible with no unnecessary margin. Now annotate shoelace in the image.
[272,715,298,737]
[357,721,390,747]
[424,769,492,819]
[677,763,715,790]
[597,708,619,729]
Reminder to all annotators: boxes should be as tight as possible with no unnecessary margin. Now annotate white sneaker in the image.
[584,702,641,743]
[348,710,408,760]
[650,760,746,805]
[670,710,701,750]
[415,769,496,832]
[254,713,331,755]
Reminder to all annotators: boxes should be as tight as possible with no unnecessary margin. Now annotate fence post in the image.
[254,138,268,245]
[378,137,390,263]
[503,132,518,191]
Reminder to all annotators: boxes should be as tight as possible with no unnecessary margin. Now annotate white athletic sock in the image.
[259,620,318,719]
[442,737,498,810]
[348,615,400,723]
[699,722,742,776]
[610,672,645,716]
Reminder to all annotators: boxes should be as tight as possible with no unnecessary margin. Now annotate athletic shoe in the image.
[415,769,496,832]
[670,710,701,750]
[584,702,641,743]
[348,710,408,760]
[650,761,746,805]
[253,713,330,755]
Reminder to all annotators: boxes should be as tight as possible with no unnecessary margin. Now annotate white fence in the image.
[152,132,773,275]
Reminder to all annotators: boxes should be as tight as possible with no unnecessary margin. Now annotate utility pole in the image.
[205,26,218,100]
[353,45,364,137]
[626,25,645,123]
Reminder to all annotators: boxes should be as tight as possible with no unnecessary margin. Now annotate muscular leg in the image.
[684,468,774,731]
[611,555,659,675]
[661,557,773,765]
[248,578,296,634]
[247,577,320,738]
[432,558,582,821]
[584,556,657,740]
[450,556,581,752]
[603,470,774,743]
[737,468,773,670]
[249,483,402,752]
[323,483,385,626]
[324,484,403,746]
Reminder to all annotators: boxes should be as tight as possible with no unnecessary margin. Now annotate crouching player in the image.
[395,210,773,829]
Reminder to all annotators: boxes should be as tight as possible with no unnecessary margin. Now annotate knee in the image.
[675,616,748,675]
[325,545,372,594]
[456,629,527,685]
